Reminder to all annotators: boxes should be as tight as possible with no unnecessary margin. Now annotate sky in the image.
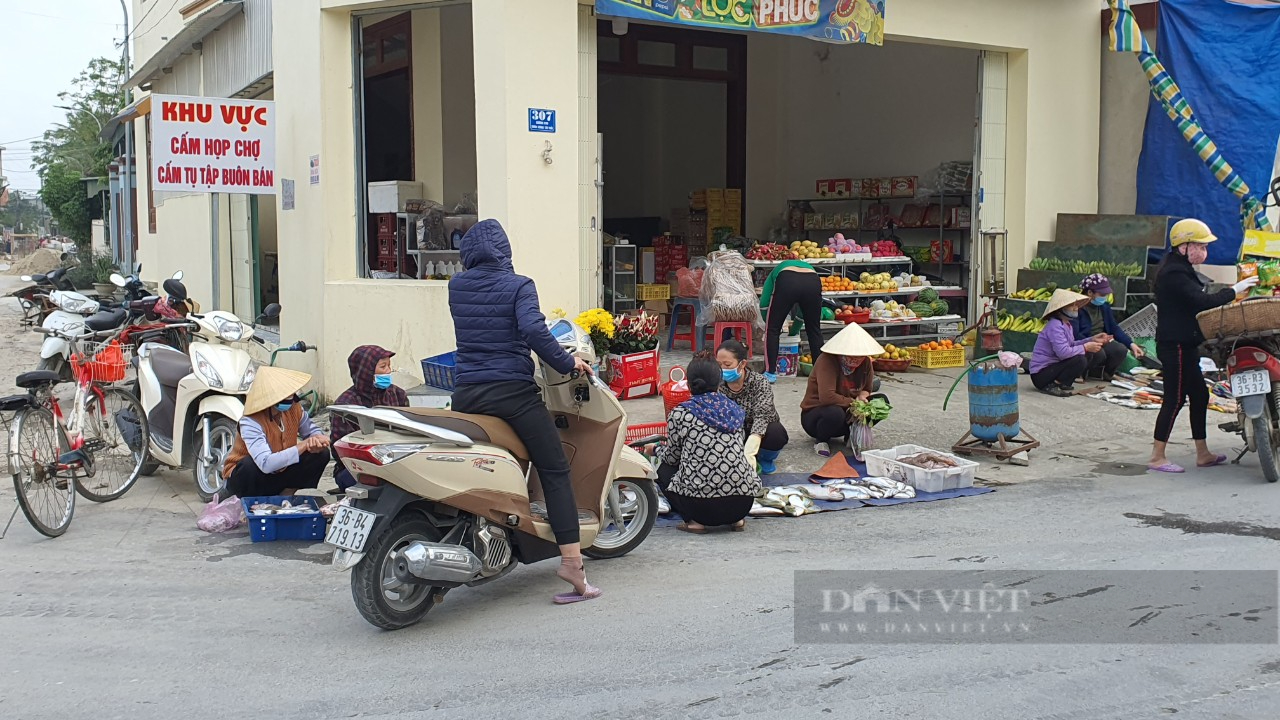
[0,0,131,194]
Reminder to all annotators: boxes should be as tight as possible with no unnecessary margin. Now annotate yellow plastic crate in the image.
[636,284,671,301]
[907,346,966,369]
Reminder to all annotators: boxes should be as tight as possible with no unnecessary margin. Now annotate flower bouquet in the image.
[575,308,615,363]
[607,311,662,400]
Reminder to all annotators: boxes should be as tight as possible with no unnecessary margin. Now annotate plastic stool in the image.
[708,321,754,355]
[667,299,702,351]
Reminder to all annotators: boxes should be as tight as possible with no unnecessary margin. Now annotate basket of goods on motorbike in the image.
[873,344,912,373]
[908,340,965,369]
[1197,298,1280,341]
[862,445,979,493]
[243,496,326,542]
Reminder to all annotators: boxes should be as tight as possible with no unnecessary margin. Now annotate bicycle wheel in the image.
[74,386,151,502]
[11,406,74,538]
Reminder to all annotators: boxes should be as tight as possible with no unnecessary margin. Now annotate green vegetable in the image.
[850,397,892,424]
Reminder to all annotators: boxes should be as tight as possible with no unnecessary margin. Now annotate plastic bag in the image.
[676,267,704,298]
[850,422,875,457]
[697,251,766,331]
[1258,259,1280,287]
[197,494,245,533]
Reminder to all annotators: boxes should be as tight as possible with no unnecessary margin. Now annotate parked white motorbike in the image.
[135,303,280,500]
[37,290,127,380]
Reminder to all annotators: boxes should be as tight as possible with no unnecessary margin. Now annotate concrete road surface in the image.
[1,275,1278,719]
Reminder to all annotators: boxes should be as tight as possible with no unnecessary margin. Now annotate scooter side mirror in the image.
[110,273,128,288]
[172,270,183,281]
[20,275,32,282]
[136,263,143,275]
[261,303,281,320]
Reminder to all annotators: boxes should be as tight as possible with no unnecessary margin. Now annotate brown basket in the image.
[873,358,912,373]
[1197,298,1280,340]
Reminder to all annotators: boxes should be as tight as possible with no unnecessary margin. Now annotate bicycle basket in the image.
[70,340,129,383]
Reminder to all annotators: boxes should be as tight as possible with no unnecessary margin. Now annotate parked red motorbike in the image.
[1213,337,1280,483]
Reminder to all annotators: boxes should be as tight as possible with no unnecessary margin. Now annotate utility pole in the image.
[118,0,135,269]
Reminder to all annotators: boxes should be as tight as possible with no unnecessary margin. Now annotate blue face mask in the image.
[275,400,294,413]
[373,374,392,390]
[1091,297,1107,306]
[722,367,742,383]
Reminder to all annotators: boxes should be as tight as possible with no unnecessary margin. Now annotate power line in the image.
[0,135,42,145]
[125,0,180,43]
[15,10,121,26]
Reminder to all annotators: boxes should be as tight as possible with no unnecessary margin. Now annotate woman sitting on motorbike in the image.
[717,339,788,474]
[657,357,760,534]
[329,345,408,492]
[448,219,600,605]
[223,367,331,498]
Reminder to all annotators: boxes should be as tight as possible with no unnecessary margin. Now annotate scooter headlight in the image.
[238,363,257,392]
[194,351,224,389]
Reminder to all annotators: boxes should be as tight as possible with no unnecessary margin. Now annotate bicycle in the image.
[270,340,319,413]
[6,327,152,537]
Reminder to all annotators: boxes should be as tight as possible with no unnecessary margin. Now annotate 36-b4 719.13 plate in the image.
[325,506,376,552]
[1231,369,1272,398]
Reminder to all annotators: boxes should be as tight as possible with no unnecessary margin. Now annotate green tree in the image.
[34,57,125,248]
[0,190,50,233]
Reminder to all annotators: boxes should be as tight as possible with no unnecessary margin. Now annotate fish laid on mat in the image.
[789,484,845,502]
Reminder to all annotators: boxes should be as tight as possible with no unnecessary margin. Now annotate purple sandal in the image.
[554,585,602,604]
[1148,462,1186,474]
[1197,454,1228,468]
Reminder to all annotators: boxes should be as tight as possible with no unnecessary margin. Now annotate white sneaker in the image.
[814,442,832,457]
[657,495,671,515]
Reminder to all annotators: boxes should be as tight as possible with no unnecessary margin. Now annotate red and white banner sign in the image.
[150,94,276,195]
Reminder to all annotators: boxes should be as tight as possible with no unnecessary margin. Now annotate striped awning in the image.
[1107,0,1272,233]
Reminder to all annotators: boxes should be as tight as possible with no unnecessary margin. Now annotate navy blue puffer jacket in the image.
[448,219,576,385]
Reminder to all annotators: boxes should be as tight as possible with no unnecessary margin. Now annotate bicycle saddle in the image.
[16,371,62,389]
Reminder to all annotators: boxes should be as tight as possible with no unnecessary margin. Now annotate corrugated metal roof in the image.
[125,0,244,89]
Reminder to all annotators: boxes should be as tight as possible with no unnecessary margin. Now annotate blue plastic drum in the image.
[968,364,1020,442]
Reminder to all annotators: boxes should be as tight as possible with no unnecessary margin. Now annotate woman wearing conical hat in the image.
[1029,289,1098,397]
[799,322,889,458]
[223,366,331,498]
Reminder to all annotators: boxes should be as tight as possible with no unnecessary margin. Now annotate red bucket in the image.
[659,366,691,417]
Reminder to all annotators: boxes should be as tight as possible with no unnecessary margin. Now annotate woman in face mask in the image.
[1029,289,1098,397]
[329,345,409,492]
[1075,273,1143,381]
[717,339,788,474]
[223,367,331,498]
[1148,219,1259,473]
[799,323,889,457]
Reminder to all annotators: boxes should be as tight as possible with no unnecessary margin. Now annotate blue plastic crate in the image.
[421,351,457,391]
[241,495,326,543]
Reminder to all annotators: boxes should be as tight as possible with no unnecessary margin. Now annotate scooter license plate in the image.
[325,506,377,553]
[1231,370,1272,398]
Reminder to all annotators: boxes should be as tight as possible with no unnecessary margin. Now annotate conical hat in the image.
[244,366,311,415]
[1042,288,1089,319]
[823,322,884,357]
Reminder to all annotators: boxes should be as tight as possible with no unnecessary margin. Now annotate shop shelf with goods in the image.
[604,242,639,315]
[993,214,1166,353]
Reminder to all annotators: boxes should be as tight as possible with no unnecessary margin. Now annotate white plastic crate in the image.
[863,444,978,493]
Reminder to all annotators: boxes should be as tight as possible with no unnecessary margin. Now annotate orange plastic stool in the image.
[708,321,754,356]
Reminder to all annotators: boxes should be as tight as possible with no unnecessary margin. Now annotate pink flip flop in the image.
[1197,454,1228,468]
[1148,462,1186,474]
[554,585,602,604]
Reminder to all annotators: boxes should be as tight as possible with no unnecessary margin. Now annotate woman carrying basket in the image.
[1148,219,1258,473]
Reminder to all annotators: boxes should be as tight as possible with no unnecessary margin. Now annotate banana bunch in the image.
[1028,258,1144,277]
[1009,285,1055,301]
[995,311,1047,334]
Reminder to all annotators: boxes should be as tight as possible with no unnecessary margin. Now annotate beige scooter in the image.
[327,319,658,630]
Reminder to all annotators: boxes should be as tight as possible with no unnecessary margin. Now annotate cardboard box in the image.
[891,176,917,198]
[608,348,660,400]
[1243,230,1280,260]
[367,181,425,213]
[860,178,880,198]
[816,178,853,199]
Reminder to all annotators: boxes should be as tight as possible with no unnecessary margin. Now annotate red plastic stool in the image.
[708,321,754,356]
[667,299,702,351]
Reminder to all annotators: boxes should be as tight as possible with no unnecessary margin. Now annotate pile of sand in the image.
[5,249,64,276]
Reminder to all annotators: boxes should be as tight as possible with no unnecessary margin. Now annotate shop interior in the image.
[597,20,982,337]
[356,4,478,280]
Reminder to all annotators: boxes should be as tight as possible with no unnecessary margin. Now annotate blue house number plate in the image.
[529,108,556,133]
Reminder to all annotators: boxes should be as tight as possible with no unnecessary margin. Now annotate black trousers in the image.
[451,381,579,545]
[657,463,753,527]
[226,452,329,498]
[800,394,889,443]
[765,271,824,374]
[1154,342,1209,443]
[1086,340,1129,377]
[1031,355,1088,390]
[754,420,789,452]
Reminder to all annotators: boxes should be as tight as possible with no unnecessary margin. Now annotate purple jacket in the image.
[1030,317,1087,374]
